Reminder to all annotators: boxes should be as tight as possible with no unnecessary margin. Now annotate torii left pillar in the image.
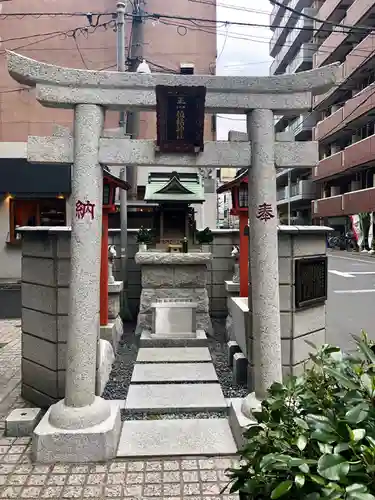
[33,104,121,463]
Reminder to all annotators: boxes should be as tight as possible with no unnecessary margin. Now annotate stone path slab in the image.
[136,346,212,363]
[140,330,208,347]
[125,383,227,413]
[131,362,218,383]
[117,418,238,457]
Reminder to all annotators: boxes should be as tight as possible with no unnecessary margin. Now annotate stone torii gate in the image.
[7,51,341,462]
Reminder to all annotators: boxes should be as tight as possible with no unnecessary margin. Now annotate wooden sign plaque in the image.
[156,85,206,153]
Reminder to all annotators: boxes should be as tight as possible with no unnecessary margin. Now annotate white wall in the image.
[0,196,22,281]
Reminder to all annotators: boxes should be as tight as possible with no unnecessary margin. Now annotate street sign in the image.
[156,85,206,153]
[295,256,328,309]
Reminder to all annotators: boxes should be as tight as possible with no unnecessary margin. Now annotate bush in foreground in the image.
[226,333,375,500]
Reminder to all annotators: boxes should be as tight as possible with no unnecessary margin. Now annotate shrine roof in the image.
[103,168,130,191]
[144,171,205,203]
[217,168,247,194]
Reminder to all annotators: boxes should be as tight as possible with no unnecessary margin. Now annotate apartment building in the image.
[312,0,375,229]
[0,0,217,282]
[270,0,317,224]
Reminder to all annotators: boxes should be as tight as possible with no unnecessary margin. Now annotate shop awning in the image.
[0,158,71,195]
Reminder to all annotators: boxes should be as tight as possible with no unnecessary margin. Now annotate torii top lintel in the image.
[6,52,342,115]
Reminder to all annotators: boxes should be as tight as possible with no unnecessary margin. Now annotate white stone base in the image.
[32,402,122,463]
[228,397,257,449]
[96,340,115,396]
[100,316,123,353]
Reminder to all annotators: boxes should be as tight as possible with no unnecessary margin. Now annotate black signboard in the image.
[295,256,328,309]
[156,85,206,153]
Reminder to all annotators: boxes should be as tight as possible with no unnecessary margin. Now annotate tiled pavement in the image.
[0,321,239,499]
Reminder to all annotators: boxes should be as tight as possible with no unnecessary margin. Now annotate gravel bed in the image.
[103,318,248,408]
[121,410,228,421]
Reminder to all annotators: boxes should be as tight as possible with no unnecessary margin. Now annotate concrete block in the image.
[22,333,61,371]
[117,419,237,457]
[32,402,122,463]
[57,259,70,286]
[131,362,218,383]
[278,257,293,284]
[233,352,247,385]
[211,284,226,298]
[228,398,256,449]
[278,233,292,257]
[57,287,69,315]
[292,235,326,257]
[56,235,70,258]
[227,340,241,368]
[22,283,56,314]
[280,312,292,338]
[136,347,212,363]
[22,257,55,286]
[279,284,293,311]
[22,308,57,342]
[293,305,325,338]
[125,383,227,413]
[292,329,326,365]
[22,384,58,408]
[211,257,231,272]
[22,236,54,258]
[139,329,208,348]
[6,408,42,437]
[108,293,121,320]
[225,281,240,294]
[229,297,250,358]
[21,359,61,399]
[57,315,69,343]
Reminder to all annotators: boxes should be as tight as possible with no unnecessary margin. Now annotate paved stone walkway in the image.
[0,321,239,499]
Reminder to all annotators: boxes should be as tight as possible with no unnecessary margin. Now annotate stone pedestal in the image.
[100,280,124,353]
[135,252,212,335]
[225,280,240,341]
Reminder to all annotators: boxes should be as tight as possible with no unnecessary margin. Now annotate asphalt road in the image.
[327,251,375,351]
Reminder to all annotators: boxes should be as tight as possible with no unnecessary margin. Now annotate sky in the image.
[216,0,273,139]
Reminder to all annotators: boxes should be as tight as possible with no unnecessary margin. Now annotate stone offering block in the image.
[152,299,197,335]
[5,408,42,437]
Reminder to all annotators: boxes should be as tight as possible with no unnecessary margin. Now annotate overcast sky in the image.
[216,0,273,139]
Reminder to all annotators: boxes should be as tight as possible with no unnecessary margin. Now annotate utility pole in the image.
[116,1,131,320]
[126,0,145,200]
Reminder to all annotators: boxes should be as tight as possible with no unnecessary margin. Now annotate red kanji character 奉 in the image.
[256,203,274,222]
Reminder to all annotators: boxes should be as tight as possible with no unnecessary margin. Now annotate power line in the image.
[0,11,114,19]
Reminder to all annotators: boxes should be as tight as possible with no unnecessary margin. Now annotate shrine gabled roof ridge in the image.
[217,170,248,194]
[154,175,195,195]
[7,51,342,95]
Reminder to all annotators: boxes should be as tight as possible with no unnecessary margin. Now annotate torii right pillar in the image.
[246,109,282,407]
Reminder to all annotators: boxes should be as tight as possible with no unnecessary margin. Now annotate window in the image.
[7,198,66,244]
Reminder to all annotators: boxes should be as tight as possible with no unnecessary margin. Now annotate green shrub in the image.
[136,226,153,244]
[196,227,214,244]
[226,333,375,500]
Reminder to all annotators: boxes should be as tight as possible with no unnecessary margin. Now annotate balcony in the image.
[314,0,375,68]
[313,187,375,217]
[313,135,375,181]
[313,151,344,181]
[269,0,313,57]
[270,14,314,75]
[314,0,354,36]
[345,134,375,169]
[291,112,317,140]
[314,107,344,141]
[270,0,289,29]
[313,31,375,110]
[286,43,315,74]
[277,180,316,206]
[312,195,344,218]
